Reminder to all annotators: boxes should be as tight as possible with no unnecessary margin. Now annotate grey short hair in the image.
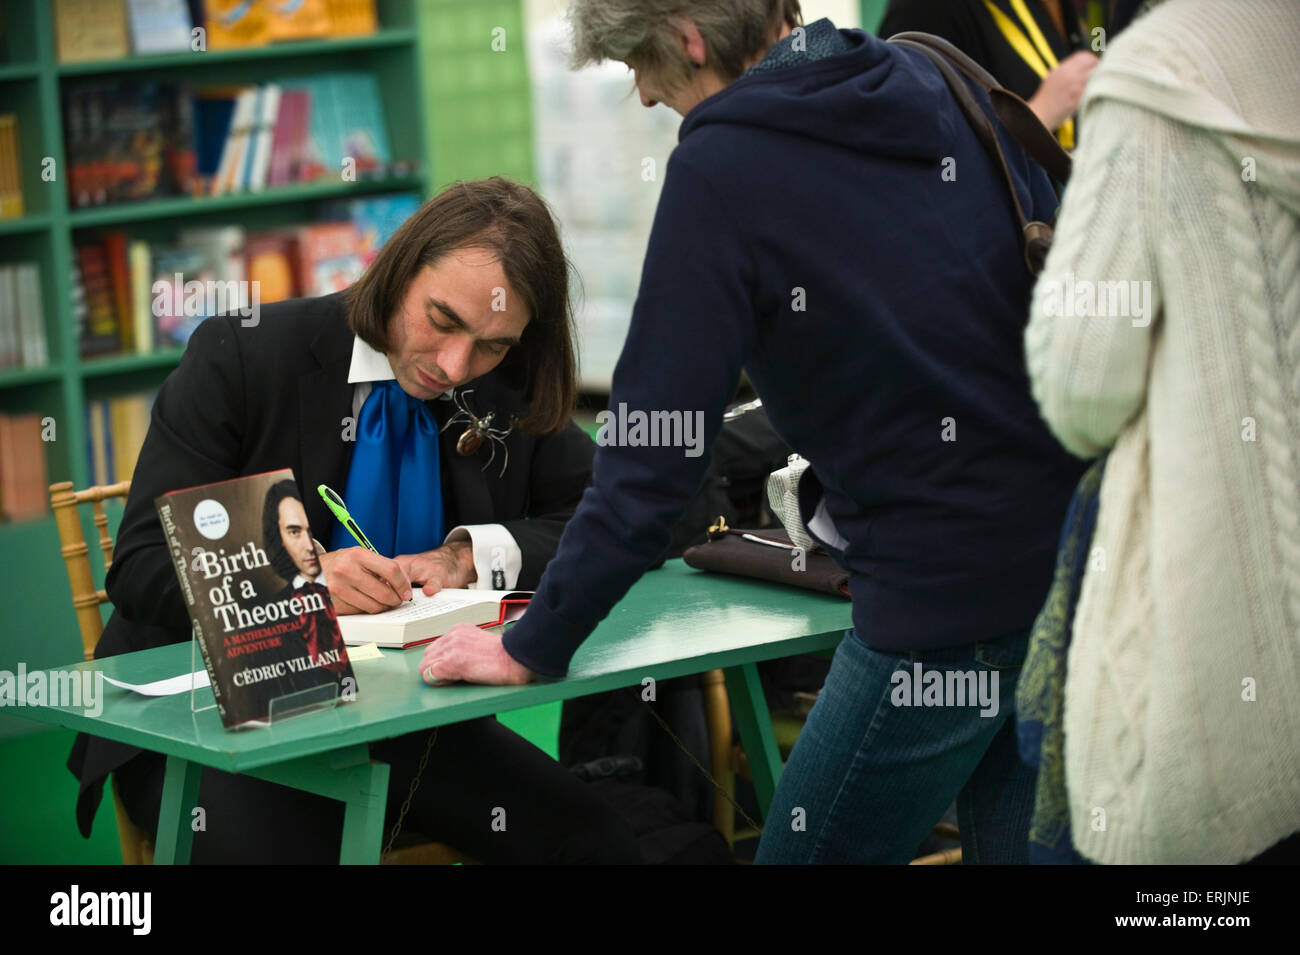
[568,0,802,89]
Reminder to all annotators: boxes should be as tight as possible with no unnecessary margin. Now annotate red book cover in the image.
[295,222,363,296]
[293,89,323,183]
[103,231,133,351]
[77,242,122,356]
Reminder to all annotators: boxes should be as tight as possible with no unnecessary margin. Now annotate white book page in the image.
[371,588,498,622]
[365,588,534,622]
[337,589,530,646]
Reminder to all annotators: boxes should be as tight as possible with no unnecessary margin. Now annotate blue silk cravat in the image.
[330,380,445,558]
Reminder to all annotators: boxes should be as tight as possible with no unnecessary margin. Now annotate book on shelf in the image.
[178,225,248,309]
[337,588,532,650]
[295,221,364,296]
[103,232,134,352]
[203,0,271,50]
[243,230,297,304]
[282,72,392,179]
[188,75,395,197]
[148,244,206,348]
[266,0,331,42]
[0,261,48,374]
[126,0,194,55]
[84,391,154,486]
[54,0,130,63]
[63,73,399,206]
[128,239,154,353]
[324,0,378,37]
[71,194,413,358]
[247,84,281,193]
[318,193,420,265]
[0,267,18,368]
[76,242,121,356]
[155,468,357,728]
[63,82,196,208]
[0,412,49,521]
[0,114,23,220]
[203,0,376,49]
[11,263,49,369]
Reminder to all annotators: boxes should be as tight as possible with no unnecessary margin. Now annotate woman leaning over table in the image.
[421,0,1086,863]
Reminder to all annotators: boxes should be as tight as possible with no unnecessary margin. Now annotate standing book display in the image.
[155,468,356,728]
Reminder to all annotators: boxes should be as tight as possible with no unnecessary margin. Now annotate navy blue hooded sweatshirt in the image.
[504,24,1085,678]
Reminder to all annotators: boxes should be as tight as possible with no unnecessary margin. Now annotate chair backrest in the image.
[48,479,154,865]
[49,480,130,661]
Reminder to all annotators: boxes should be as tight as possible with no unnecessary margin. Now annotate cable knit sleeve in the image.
[1024,97,1165,459]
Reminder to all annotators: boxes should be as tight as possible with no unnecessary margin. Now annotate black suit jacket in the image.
[69,291,594,836]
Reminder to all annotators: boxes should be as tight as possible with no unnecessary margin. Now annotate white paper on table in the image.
[101,644,382,697]
[102,670,211,697]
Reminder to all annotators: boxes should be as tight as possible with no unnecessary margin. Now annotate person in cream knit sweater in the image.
[1024,0,1300,864]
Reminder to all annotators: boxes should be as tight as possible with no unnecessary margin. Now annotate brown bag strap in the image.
[890,31,1073,183]
[889,31,1071,273]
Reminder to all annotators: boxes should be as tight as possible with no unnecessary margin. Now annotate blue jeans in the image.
[755,627,1036,864]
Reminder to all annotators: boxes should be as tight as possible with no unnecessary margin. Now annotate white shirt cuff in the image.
[444,523,522,591]
[809,499,850,552]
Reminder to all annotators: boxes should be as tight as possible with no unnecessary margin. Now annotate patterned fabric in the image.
[744,17,849,76]
[1016,457,1105,865]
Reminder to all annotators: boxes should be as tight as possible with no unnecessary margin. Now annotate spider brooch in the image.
[441,388,516,477]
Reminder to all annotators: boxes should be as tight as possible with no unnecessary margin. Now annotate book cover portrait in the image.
[155,468,356,727]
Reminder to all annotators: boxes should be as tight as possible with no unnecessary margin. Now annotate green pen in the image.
[317,484,412,602]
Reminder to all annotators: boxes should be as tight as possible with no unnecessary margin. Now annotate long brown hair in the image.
[346,177,578,434]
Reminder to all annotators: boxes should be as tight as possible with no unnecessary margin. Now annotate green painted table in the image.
[21,560,851,864]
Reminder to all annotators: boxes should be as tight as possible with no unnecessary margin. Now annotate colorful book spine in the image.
[15,263,48,368]
[0,114,23,219]
[0,267,18,368]
[0,413,49,521]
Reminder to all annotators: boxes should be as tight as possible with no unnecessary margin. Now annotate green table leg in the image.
[245,744,390,865]
[154,755,202,865]
[338,759,390,865]
[724,662,783,820]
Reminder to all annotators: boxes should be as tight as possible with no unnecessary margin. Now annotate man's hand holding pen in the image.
[321,539,476,615]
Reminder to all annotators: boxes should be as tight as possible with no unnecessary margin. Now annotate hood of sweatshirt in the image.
[677,25,958,169]
[1082,0,1300,216]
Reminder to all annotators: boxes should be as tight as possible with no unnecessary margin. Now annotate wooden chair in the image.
[49,479,155,866]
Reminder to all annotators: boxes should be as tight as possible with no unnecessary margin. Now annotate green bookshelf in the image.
[0,0,550,743]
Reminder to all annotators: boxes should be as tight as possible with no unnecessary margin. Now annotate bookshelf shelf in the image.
[56,28,418,76]
[0,64,41,82]
[67,175,427,229]
[78,350,187,378]
[0,214,50,236]
[0,364,63,387]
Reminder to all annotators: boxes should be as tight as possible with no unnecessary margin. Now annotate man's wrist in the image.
[447,538,477,585]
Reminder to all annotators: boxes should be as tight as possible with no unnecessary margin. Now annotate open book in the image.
[336,589,531,649]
